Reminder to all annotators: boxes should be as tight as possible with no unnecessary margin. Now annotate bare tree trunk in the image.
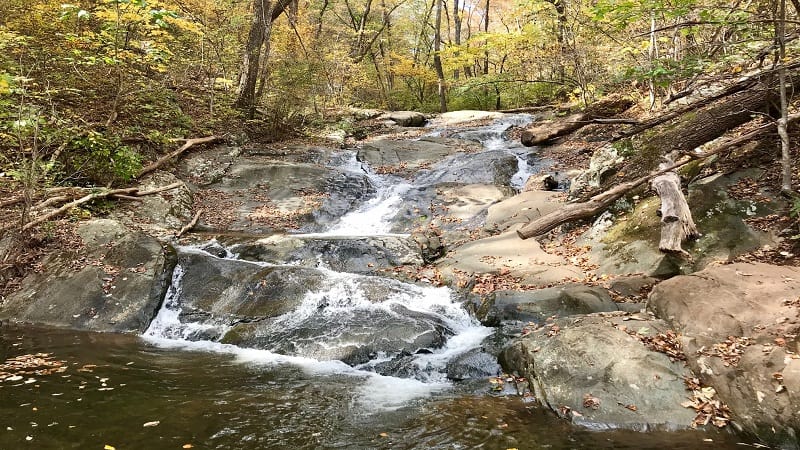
[777,0,793,194]
[236,0,269,117]
[545,0,567,82]
[453,0,462,79]
[483,0,489,76]
[433,0,447,112]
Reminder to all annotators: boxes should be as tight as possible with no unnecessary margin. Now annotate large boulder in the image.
[648,263,800,446]
[188,157,374,233]
[476,284,632,326]
[501,315,697,430]
[169,251,326,331]
[413,150,519,186]
[356,138,475,175]
[163,251,455,366]
[0,219,175,333]
[380,111,427,127]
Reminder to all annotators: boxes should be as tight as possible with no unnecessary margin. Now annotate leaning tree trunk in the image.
[617,82,777,175]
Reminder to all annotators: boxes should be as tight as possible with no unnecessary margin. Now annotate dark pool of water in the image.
[0,326,751,449]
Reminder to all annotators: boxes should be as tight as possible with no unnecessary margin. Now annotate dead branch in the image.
[4,181,187,233]
[0,198,25,208]
[135,182,184,197]
[176,209,203,238]
[21,187,138,231]
[110,194,144,202]
[33,195,73,211]
[517,113,800,239]
[137,135,222,178]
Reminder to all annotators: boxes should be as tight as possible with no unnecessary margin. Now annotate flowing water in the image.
[0,115,749,448]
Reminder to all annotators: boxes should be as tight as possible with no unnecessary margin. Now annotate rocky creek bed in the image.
[1,110,798,448]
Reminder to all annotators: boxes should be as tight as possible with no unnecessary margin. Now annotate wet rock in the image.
[414,150,518,186]
[230,235,423,273]
[446,349,501,380]
[648,263,800,446]
[478,285,622,325]
[501,315,696,430]
[356,138,470,173]
[412,231,446,263]
[380,111,427,127]
[173,251,326,322]
[222,292,452,366]
[524,174,559,191]
[0,219,176,333]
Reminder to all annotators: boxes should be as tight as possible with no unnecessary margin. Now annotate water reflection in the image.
[1,326,746,449]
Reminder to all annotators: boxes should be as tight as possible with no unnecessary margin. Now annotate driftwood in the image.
[517,113,800,239]
[137,135,222,178]
[651,167,699,253]
[176,209,203,237]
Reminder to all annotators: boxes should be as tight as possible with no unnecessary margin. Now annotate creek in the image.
[0,115,744,448]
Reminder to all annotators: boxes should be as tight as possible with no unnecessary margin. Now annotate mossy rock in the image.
[588,169,781,277]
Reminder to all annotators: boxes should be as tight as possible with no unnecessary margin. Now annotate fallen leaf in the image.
[104,445,115,450]
[142,421,160,427]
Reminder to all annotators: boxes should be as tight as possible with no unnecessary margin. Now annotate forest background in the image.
[0,0,798,217]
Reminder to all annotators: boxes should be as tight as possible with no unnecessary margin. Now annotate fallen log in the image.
[517,113,800,239]
[137,135,222,178]
[521,95,635,146]
[6,182,185,232]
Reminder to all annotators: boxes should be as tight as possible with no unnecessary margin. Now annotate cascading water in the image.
[316,151,411,236]
[446,114,537,191]
[143,245,491,411]
[142,114,535,411]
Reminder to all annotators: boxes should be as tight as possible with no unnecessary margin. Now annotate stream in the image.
[0,115,745,448]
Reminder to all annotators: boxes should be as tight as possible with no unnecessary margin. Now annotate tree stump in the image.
[651,170,698,253]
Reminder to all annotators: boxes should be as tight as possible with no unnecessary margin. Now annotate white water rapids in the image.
[142,113,535,411]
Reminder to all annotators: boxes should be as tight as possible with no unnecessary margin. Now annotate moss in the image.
[601,197,662,246]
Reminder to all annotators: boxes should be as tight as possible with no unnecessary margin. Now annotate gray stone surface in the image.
[501,315,696,430]
[0,219,175,333]
[648,263,800,446]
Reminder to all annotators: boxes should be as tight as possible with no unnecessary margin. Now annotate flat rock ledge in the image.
[648,262,800,447]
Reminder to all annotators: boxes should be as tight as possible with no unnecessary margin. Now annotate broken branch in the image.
[137,135,222,178]
[176,209,203,238]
